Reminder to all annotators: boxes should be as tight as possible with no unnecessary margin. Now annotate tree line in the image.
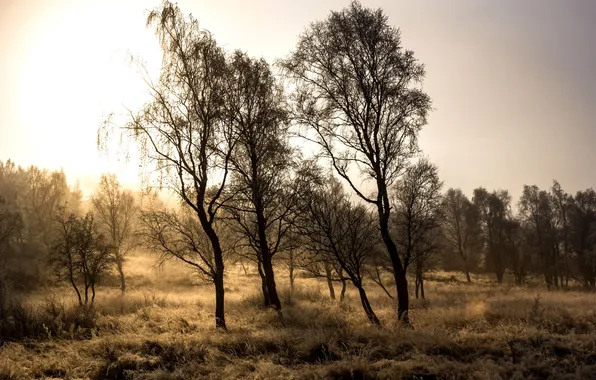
[2,1,596,332]
[0,164,138,313]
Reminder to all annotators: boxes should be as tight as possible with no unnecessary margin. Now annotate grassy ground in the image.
[2,253,596,379]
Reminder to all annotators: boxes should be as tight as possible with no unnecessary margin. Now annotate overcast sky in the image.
[1,0,595,201]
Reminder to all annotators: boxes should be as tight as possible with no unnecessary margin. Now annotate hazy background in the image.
[1,0,595,199]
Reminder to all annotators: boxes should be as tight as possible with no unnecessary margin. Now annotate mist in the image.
[1,1,596,379]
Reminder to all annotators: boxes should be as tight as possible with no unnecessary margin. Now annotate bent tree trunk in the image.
[355,283,380,325]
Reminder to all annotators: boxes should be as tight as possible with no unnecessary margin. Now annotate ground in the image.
[1,253,596,379]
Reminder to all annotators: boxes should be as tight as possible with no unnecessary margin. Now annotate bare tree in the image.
[101,2,235,328]
[519,185,560,289]
[50,212,113,306]
[392,160,443,299]
[473,188,512,284]
[91,174,137,294]
[550,180,573,288]
[442,188,483,282]
[392,160,443,270]
[0,195,22,317]
[222,51,294,311]
[281,0,431,323]
[139,204,234,292]
[569,189,596,288]
[297,175,381,325]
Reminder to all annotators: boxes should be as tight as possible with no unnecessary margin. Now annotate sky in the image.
[1,0,596,202]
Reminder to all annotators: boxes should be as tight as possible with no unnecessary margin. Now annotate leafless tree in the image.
[139,204,235,292]
[297,175,381,325]
[91,174,137,294]
[100,2,235,328]
[50,212,113,306]
[550,180,573,287]
[442,188,483,282]
[519,185,560,289]
[280,1,431,322]
[473,188,513,284]
[391,160,443,299]
[222,51,294,311]
[568,189,596,288]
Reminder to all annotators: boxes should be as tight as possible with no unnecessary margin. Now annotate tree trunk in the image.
[84,282,90,306]
[463,259,472,282]
[325,264,336,299]
[340,279,347,302]
[289,265,295,294]
[394,270,409,321]
[196,208,227,329]
[214,270,226,329]
[495,263,504,284]
[371,265,394,299]
[70,275,83,306]
[117,260,126,294]
[261,249,281,311]
[356,284,380,325]
[253,176,282,311]
[91,281,96,304]
[376,193,409,324]
[415,276,419,299]
[257,261,270,307]
[420,276,425,299]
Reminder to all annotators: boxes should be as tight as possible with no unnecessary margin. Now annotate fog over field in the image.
[1,1,596,379]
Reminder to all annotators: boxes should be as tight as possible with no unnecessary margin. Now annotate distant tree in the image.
[50,212,113,306]
[568,189,596,288]
[0,195,23,317]
[411,224,443,299]
[102,2,236,329]
[550,180,573,287]
[474,188,512,284]
[24,167,80,249]
[502,217,531,285]
[281,0,432,323]
[391,159,444,299]
[519,185,560,289]
[442,188,483,282]
[223,51,293,311]
[297,176,381,325]
[0,161,81,291]
[91,174,138,294]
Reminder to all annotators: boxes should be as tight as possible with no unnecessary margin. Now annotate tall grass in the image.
[1,260,596,379]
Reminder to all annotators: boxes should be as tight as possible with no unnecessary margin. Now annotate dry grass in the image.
[1,254,596,379]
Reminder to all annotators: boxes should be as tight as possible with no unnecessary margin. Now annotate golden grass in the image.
[1,256,596,379]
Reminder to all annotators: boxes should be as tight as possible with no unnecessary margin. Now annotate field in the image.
[2,253,596,380]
